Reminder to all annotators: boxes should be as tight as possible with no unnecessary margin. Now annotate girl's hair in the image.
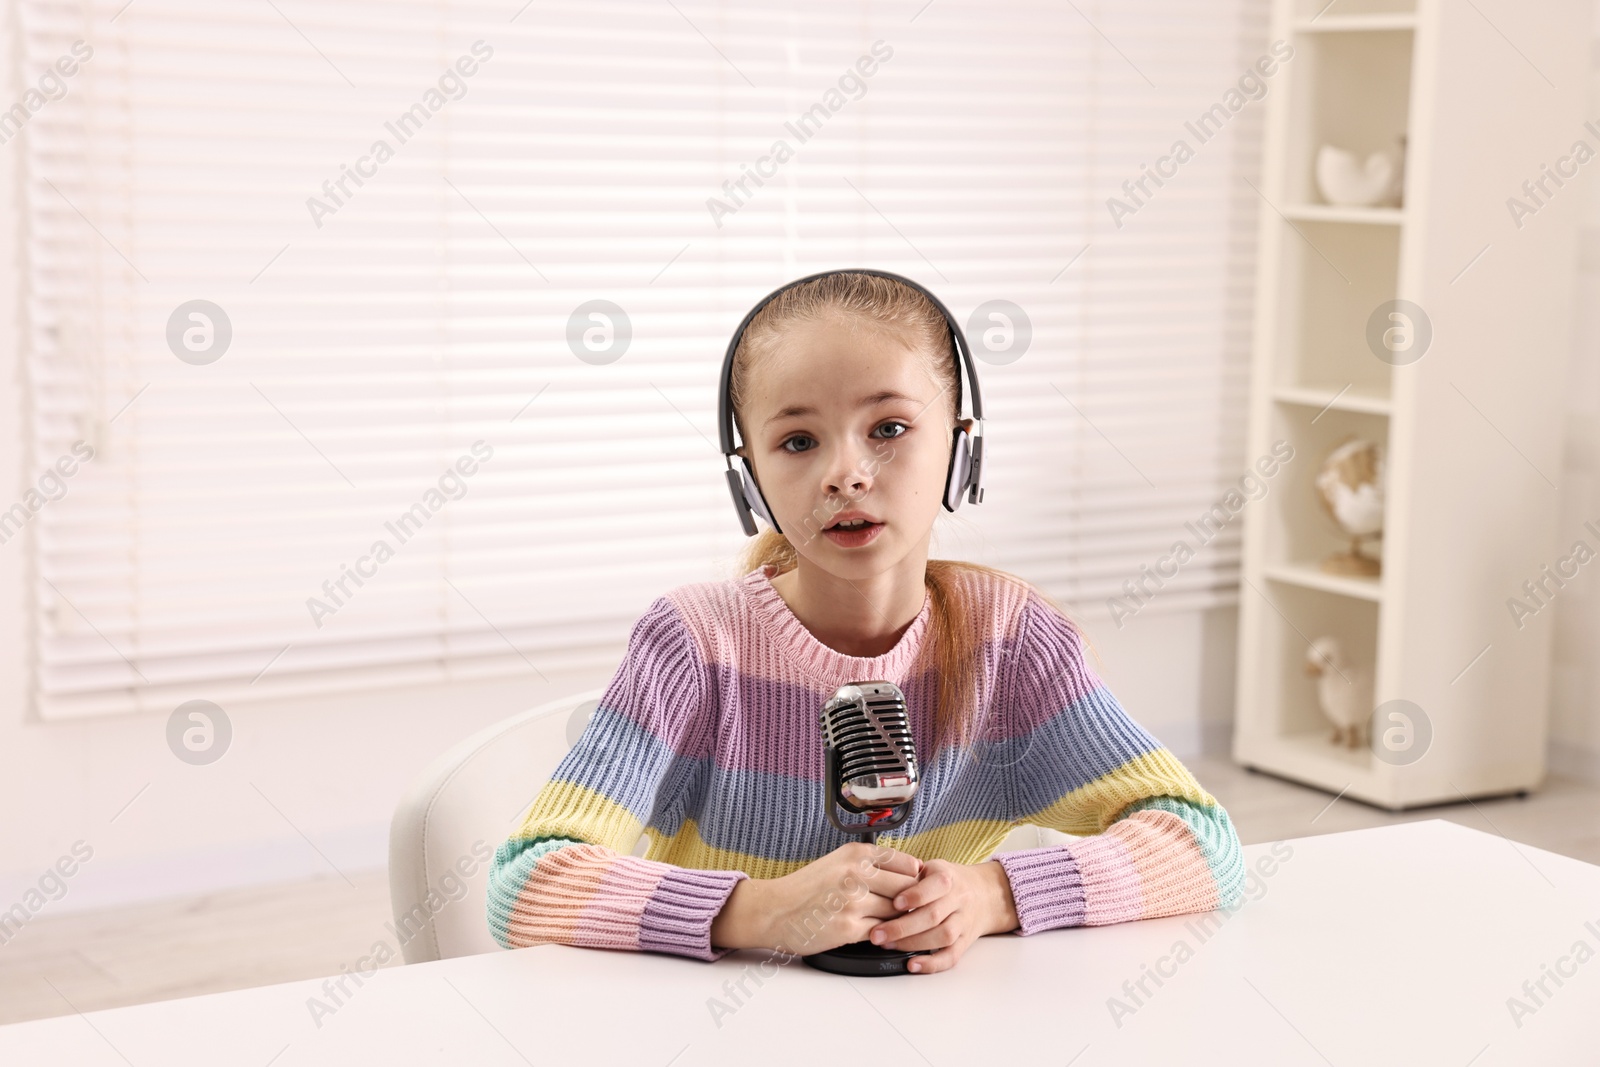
[728,270,1095,754]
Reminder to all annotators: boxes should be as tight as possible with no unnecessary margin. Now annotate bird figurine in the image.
[1314,437,1385,577]
[1305,635,1373,749]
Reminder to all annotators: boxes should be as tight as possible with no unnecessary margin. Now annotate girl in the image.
[486,271,1243,975]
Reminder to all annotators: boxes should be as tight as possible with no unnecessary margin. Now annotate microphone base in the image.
[801,940,929,977]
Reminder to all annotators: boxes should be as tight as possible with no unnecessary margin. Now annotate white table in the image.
[2,820,1594,1065]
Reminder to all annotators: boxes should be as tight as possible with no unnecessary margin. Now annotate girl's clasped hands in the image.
[711,841,1018,974]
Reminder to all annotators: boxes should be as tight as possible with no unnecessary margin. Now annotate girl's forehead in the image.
[759,318,933,383]
[754,351,934,411]
[739,311,953,427]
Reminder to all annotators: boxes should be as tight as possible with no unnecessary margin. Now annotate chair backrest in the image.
[388,687,615,963]
[388,688,1065,963]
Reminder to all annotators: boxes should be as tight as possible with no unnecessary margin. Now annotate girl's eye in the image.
[780,422,908,454]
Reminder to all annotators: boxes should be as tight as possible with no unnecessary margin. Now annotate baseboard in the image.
[0,822,389,922]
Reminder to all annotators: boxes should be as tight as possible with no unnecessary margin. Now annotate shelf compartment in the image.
[1273,218,1400,401]
[1252,578,1380,746]
[1263,403,1388,576]
[1282,27,1413,207]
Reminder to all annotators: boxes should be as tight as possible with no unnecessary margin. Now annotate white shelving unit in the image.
[1231,0,1591,809]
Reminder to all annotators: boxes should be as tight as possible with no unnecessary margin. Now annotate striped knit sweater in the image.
[486,562,1244,961]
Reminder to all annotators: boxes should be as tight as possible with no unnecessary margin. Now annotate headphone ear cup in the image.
[736,455,782,534]
[943,426,973,512]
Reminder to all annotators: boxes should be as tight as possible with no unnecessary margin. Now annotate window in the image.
[13,0,1265,718]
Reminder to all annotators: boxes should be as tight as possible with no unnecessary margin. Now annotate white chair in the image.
[388,689,1055,963]
[387,688,608,963]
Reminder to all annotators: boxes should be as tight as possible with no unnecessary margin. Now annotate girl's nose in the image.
[825,450,874,500]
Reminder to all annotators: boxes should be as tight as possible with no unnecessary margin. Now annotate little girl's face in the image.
[741,312,963,569]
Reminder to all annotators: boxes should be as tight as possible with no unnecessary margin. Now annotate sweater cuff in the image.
[994,845,1086,935]
[639,866,750,962]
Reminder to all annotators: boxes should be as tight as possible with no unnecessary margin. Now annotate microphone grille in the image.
[820,682,919,807]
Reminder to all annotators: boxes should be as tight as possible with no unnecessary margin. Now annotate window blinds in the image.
[15,0,1266,719]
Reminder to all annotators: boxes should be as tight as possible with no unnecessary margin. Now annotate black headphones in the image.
[717,268,986,537]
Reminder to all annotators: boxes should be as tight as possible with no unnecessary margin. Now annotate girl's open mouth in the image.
[822,521,884,548]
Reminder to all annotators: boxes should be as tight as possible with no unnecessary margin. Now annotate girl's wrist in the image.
[980,859,1020,936]
[711,877,766,950]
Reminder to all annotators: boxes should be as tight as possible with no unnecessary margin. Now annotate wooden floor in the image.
[3,756,1597,1028]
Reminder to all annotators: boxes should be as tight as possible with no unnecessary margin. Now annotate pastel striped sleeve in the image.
[991,593,1244,935]
[485,595,748,962]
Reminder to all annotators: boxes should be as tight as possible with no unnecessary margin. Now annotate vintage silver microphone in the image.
[803,681,931,977]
